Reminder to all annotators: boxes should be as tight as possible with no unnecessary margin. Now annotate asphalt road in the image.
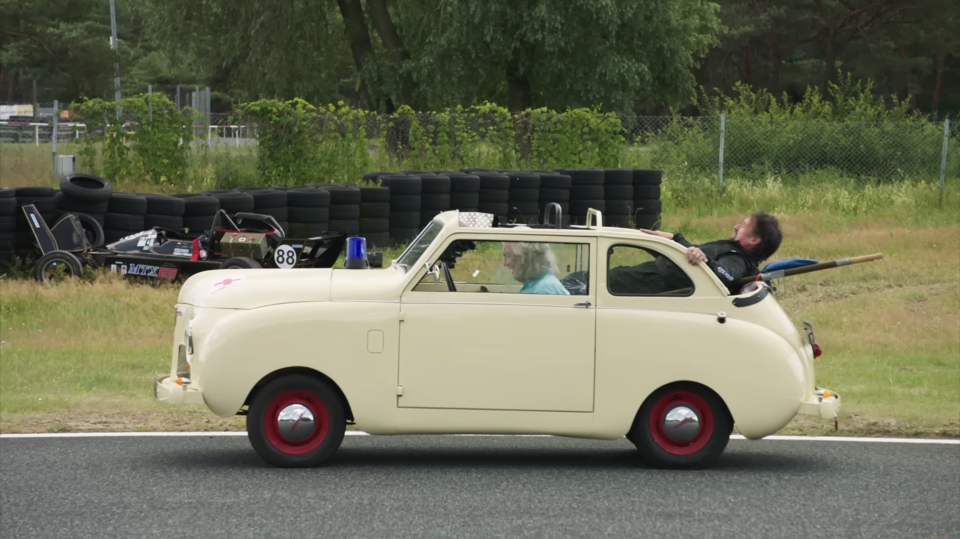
[1,434,958,539]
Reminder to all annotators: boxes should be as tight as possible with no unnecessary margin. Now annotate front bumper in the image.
[154,374,205,405]
[797,387,841,419]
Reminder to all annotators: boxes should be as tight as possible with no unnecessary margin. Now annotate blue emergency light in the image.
[344,236,369,269]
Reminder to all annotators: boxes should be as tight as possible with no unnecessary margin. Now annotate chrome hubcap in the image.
[662,405,701,443]
[276,403,316,442]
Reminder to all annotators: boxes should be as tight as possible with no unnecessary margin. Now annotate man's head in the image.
[731,212,782,260]
[503,241,558,282]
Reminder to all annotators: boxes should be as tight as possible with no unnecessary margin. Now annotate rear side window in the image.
[606,244,695,296]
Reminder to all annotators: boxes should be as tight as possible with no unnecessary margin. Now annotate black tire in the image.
[0,187,15,199]
[329,204,360,220]
[389,227,420,244]
[59,174,113,203]
[478,189,509,203]
[183,215,216,233]
[380,176,421,194]
[399,170,435,176]
[34,250,83,282]
[287,222,328,237]
[633,169,663,186]
[220,257,262,269]
[634,199,662,214]
[604,185,634,200]
[537,173,572,189]
[0,197,17,214]
[506,173,540,189]
[0,232,15,250]
[569,199,605,215]
[389,211,420,229]
[539,188,570,203]
[605,201,633,216]
[0,215,15,233]
[606,215,632,228]
[323,186,362,205]
[17,196,58,214]
[288,207,331,224]
[107,193,148,215]
[629,383,733,469]
[211,192,255,213]
[258,207,288,223]
[286,188,331,208]
[420,193,450,210]
[243,188,287,209]
[327,219,360,235]
[460,167,493,173]
[104,229,136,244]
[144,214,184,231]
[359,186,391,203]
[56,210,105,227]
[476,173,510,190]
[603,169,634,185]
[363,231,391,248]
[449,193,480,209]
[634,213,661,230]
[54,192,109,214]
[420,175,451,194]
[390,195,421,212]
[555,168,604,185]
[177,196,220,216]
[477,202,509,216]
[359,218,389,233]
[61,212,106,248]
[571,185,604,199]
[16,187,56,198]
[508,188,539,203]
[538,202,570,217]
[634,185,661,199]
[448,173,481,192]
[362,171,394,185]
[141,194,186,217]
[359,202,390,218]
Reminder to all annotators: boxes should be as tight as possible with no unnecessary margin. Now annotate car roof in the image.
[433,209,665,242]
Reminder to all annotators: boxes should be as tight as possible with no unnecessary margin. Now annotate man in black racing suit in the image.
[606,211,783,295]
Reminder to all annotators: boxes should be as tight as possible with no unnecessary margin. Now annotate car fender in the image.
[195,302,401,430]
[595,309,805,440]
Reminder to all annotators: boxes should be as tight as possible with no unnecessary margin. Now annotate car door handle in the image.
[573,301,592,308]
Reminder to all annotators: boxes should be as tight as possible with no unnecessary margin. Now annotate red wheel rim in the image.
[263,390,330,455]
[649,390,714,456]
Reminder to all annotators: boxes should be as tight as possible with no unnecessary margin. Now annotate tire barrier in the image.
[2,167,662,275]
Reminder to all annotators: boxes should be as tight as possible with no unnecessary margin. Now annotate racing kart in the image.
[18,204,383,283]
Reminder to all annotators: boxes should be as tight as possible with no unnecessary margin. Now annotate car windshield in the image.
[394,220,443,272]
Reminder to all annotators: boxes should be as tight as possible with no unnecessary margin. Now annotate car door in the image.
[397,234,597,413]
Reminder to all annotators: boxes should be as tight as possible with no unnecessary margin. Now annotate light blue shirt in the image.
[520,271,571,295]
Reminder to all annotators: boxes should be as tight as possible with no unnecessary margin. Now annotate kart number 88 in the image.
[274,245,298,269]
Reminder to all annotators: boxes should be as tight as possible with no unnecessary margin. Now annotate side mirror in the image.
[424,261,441,283]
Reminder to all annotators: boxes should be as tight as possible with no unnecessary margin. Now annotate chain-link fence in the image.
[2,104,957,193]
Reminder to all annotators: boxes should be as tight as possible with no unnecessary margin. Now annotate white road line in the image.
[0,432,957,444]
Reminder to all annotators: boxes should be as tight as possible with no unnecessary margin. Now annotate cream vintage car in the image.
[155,208,840,469]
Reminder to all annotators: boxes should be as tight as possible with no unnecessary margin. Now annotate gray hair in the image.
[505,241,559,282]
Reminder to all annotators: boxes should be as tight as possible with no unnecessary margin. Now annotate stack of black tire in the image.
[632,169,663,230]
[533,171,571,226]
[175,195,221,234]
[503,172,540,225]
[204,191,255,220]
[442,172,481,212]
[602,169,634,228]
[358,185,390,247]
[476,172,510,224]
[323,185,361,236]
[0,187,16,271]
[54,175,112,229]
[419,175,451,229]
[141,195,186,232]
[14,187,58,250]
[556,168,605,225]
[286,188,330,238]
[380,174,421,244]
[239,188,288,235]
[104,193,148,244]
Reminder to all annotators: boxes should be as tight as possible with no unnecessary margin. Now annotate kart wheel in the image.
[629,383,732,469]
[34,250,83,283]
[219,257,262,269]
[247,375,346,467]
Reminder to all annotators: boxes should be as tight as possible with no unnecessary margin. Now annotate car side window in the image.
[413,240,590,295]
[606,244,695,296]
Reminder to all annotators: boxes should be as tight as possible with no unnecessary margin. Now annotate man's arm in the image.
[703,255,753,293]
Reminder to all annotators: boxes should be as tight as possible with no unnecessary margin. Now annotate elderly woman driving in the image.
[502,241,571,295]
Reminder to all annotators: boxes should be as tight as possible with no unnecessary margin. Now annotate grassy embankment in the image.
[1,143,958,436]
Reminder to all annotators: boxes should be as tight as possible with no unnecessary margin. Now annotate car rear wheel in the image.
[629,383,732,469]
[247,375,346,467]
[219,257,261,269]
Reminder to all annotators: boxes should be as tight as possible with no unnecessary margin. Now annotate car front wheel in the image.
[247,375,346,467]
[629,383,733,469]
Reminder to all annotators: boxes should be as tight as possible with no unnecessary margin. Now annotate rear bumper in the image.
[797,387,841,419]
[154,374,205,405]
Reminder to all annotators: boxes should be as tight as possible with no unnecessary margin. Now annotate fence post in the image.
[718,114,726,194]
[35,125,39,147]
[206,86,212,143]
[940,119,950,207]
[51,100,59,183]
